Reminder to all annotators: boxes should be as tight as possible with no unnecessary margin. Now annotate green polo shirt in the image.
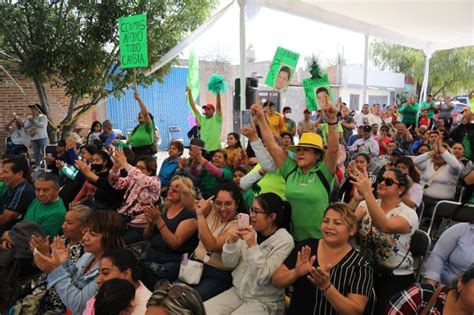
[24,198,66,239]
[197,113,223,151]
[397,103,419,124]
[128,122,155,148]
[199,166,233,199]
[420,101,436,118]
[281,158,334,241]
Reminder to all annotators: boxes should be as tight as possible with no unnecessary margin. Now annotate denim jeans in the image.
[31,138,48,167]
[190,264,233,301]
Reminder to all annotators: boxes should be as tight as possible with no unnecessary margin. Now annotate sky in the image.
[182,2,374,69]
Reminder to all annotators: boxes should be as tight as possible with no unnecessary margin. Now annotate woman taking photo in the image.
[109,148,161,244]
[251,99,339,242]
[388,264,474,315]
[74,150,125,210]
[339,153,376,203]
[395,157,423,211]
[192,181,247,301]
[127,89,156,158]
[414,137,462,212]
[349,168,418,314]
[33,210,125,315]
[83,248,152,315]
[272,203,373,315]
[204,192,294,315]
[142,176,199,282]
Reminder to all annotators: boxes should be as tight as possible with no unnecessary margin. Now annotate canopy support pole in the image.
[419,51,432,104]
[238,0,247,111]
[362,33,369,108]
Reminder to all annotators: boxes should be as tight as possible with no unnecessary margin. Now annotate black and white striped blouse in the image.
[284,238,373,315]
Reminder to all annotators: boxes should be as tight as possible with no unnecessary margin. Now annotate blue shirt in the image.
[158,157,179,188]
[423,223,474,285]
[347,134,361,147]
[47,252,99,315]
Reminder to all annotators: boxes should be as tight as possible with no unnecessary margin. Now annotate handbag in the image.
[178,254,203,285]
[420,285,444,315]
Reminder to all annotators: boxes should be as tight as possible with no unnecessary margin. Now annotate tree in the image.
[370,40,474,97]
[0,0,216,137]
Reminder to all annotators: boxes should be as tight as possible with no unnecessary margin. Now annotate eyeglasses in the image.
[154,279,187,299]
[250,207,266,215]
[214,200,235,208]
[378,176,400,187]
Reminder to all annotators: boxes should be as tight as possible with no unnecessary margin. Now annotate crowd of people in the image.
[0,87,473,315]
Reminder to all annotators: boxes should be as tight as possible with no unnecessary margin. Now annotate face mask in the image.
[284,113,290,119]
[90,164,103,172]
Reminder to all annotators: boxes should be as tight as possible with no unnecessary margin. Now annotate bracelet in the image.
[321,283,332,293]
[159,223,166,231]
[328,121,338,126]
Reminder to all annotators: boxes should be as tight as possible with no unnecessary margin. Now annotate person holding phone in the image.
[191,182,247,301]
[204,192,294,314]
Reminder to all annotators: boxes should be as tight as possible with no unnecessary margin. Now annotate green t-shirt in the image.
[397,103,419,124]
[128,122,155,148]
[463,135,472,160]
[248,164,286,200]
[0,182,9,198]
[199,166,233,199]
[319,123,343,145]
[284,118,296,133]
[280,158,334,241]
[24,198,66,239]
[197,113,223,151]
[420,101,436,118]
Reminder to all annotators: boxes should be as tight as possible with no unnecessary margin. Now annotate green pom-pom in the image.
[207,73,227,94]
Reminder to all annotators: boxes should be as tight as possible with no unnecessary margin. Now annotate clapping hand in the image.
[113,148,128,170]
[350,167,373,197]
[33,236,68,273]
[307,264,332,291]
[144,203,161,224]
[295,245,316,277]
[30,234,51,257]
[75,160,91,175]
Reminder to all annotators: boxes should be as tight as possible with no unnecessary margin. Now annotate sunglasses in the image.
[154,279,187,299]
[378,176,400,187]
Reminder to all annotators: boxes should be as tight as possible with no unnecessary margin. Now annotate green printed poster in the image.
[119,14,148,68]
[265,47,300,90]
[303,74,333,112]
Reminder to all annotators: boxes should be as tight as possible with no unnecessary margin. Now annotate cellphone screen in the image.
[241,110,253,128]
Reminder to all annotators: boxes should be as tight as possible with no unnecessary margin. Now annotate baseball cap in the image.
[303,109,310,114]
[202,104,215,111]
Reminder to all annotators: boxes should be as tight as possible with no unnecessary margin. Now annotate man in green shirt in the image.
[0,173,66,250]
[187,86,223,154]
[397,95,419,129]
[420,94,438,119]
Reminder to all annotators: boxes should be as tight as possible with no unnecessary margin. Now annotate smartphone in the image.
[238,213,250,228]
[241,110,253,129]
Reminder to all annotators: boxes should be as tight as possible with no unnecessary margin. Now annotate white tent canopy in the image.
[145,0,472,110]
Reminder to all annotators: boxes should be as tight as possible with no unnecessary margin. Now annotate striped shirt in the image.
[285,238,373,315]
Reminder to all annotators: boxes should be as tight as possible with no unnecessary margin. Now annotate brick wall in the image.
[0,62,98,151]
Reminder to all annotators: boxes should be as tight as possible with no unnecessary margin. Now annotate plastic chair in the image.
[42,144,58,172]
[410,230,431,281]
[168,126,183,143]
[427,200,474,236]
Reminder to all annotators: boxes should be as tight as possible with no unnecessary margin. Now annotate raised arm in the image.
[134,88,151,125]
[351,168,412,234]
[216,93,222,116]
[186,86,200,117]
[251,104,286,169]
[323,100,340,175]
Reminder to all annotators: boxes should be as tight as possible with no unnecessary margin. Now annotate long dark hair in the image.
[255,192,292,233]
[227,132,242,149]
[215,180,248,214]
[130,112,155,136]
[395,157,420,183]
